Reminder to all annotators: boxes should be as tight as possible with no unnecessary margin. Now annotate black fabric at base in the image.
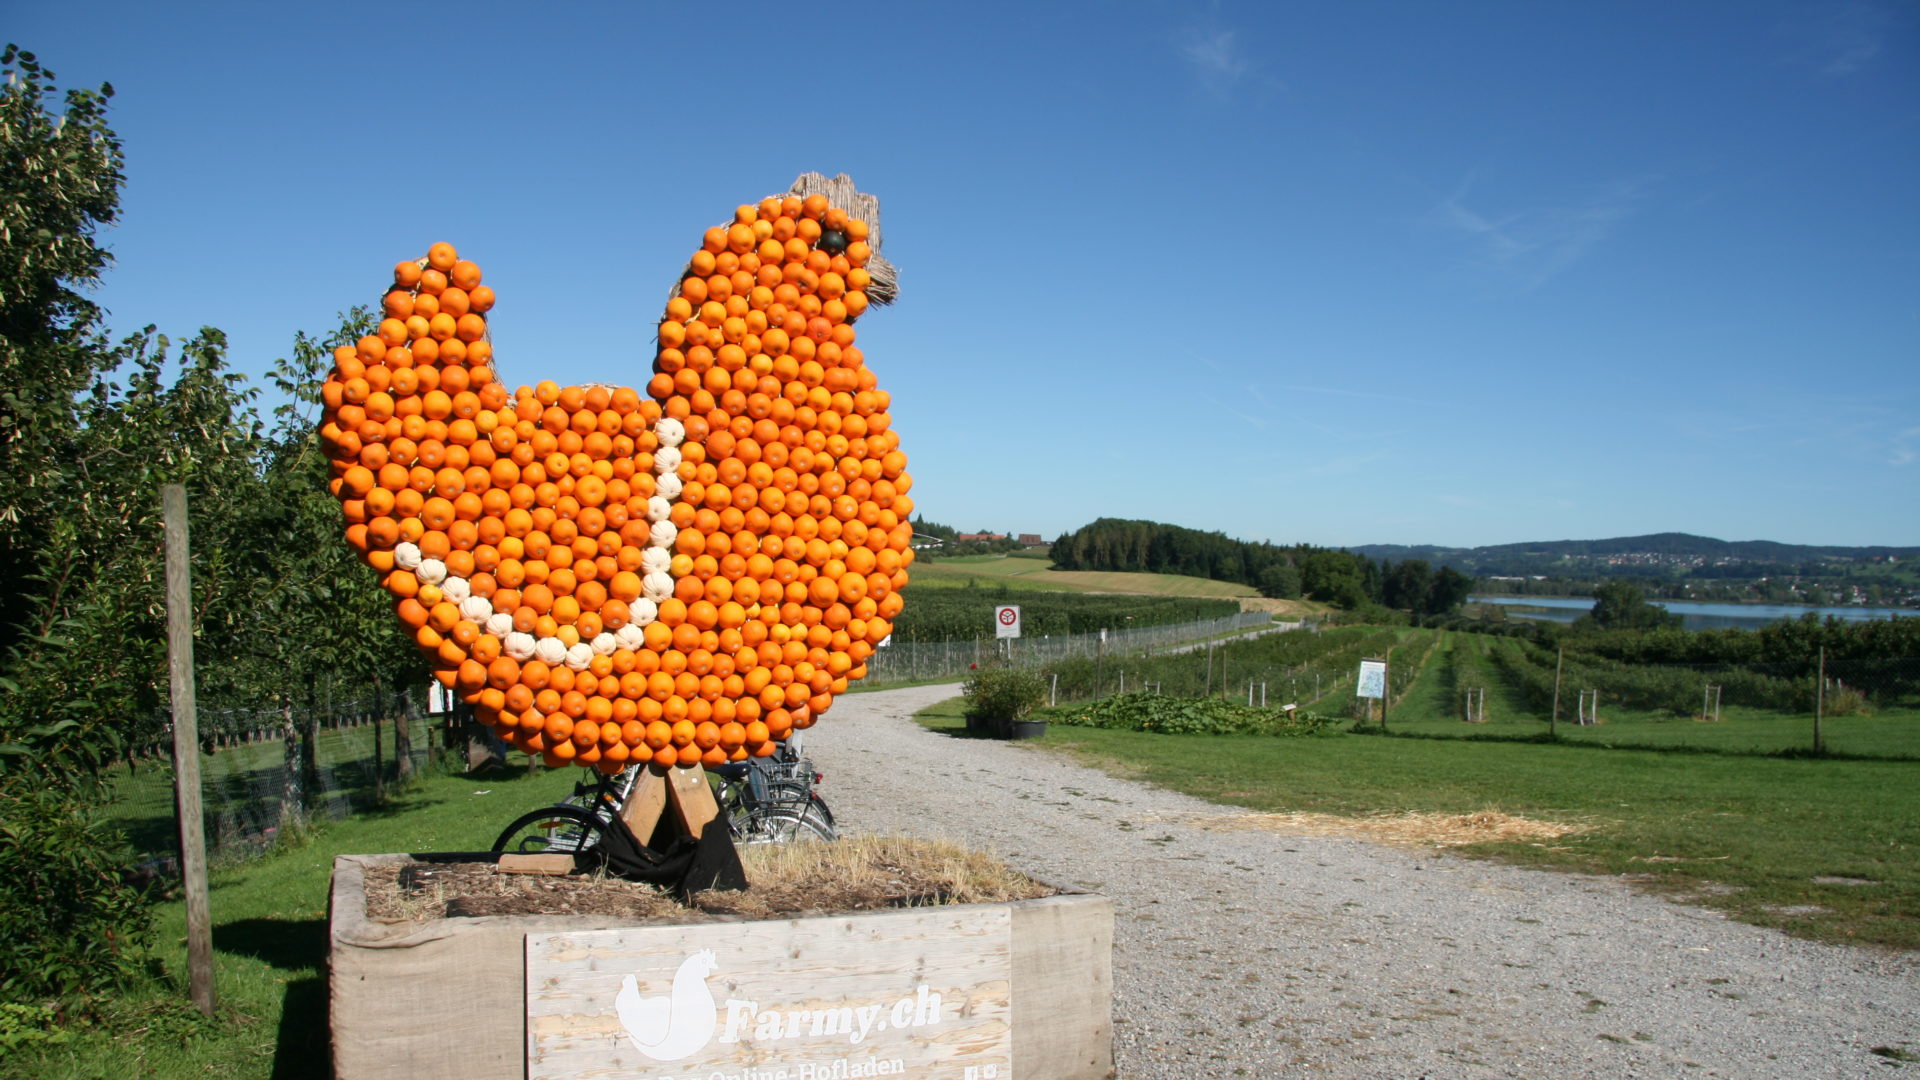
[584,805,747,897]
[679,816,748,895]
[581,812,698,887]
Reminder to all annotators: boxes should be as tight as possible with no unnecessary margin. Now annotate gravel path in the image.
[806,684,1919,1079]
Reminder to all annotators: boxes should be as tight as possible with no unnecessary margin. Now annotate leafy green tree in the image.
[1424,566,1475,616]
[232,313,432,813]
[1256,563,1301,600]
[0,45,125,656]
[1362,556,1386,604]
[1382,559,1433,612]
[1586,581,1681,631]
[1300,550,1367,608]
[0,46,157,1006]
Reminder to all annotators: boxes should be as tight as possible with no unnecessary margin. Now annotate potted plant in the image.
[962,666,1049,739]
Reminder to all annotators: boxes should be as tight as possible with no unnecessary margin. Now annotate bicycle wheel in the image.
[751,801,837,843]
[491,805,611,857]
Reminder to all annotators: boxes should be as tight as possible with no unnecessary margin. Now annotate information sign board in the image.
[1357,659,1387,700]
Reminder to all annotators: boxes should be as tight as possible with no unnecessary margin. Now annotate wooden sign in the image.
[527,906,1013,1080]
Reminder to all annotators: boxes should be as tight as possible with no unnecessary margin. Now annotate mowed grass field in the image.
[907,553,1263,598]
[905,553,1337,620]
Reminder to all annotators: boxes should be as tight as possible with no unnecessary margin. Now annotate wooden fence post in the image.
[163,484,215,1017]
[1549,647,1564,737]
[1814,646,1825,754]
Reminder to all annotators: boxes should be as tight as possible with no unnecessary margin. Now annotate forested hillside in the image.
[1051,518,1305,595]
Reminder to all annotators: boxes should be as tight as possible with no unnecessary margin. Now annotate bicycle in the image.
[491,767,640,860]
[713,745,837,843]
[491,747,835,864]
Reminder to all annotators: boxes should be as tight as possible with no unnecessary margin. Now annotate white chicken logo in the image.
[614,950,719,1061]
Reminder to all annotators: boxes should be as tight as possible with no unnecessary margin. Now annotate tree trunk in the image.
[394,682,415,782]
[299,676,321,808]
[280,694,305,831]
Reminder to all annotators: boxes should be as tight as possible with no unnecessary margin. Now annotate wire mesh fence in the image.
[104,687,449,872]
[860,610,1281,685]
[105,609,1290,870]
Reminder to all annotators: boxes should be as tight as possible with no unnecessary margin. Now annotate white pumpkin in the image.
[533,637,567,667]
[504,632,536,661]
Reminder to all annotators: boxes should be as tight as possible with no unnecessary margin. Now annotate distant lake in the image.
[1468,595,1915,632]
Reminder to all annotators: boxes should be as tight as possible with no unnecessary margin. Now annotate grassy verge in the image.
[5,762,578,1080]
[914,696,1920,952]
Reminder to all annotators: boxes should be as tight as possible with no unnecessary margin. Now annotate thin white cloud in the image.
[1298,451,1392,478]
[1428,177,1649,290]
[1180,27,1247,82]
[1787,1,1898,76]
[1198,391,1268,430]
[1890,426,1920,466]
[1273,382,1433,407]
[1173,15,1260,103]
[1663,401,1920,470]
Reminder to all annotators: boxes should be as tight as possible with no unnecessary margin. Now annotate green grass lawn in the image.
[4,762,579,1080]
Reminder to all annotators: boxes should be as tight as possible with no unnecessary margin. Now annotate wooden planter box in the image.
[329,853,1112,1080]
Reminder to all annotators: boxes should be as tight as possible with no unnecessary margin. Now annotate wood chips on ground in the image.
[1178,809,1586,848]
[361,835,1054,924]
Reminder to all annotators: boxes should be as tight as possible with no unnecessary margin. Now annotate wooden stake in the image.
[619,768,671,842]
[1380,647,1391,732]
[1550,647,1563,738]
[163,485,214,1017]
[1814,646,1825,754]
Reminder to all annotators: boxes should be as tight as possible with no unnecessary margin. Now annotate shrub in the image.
[961,666,1048,723]
[0,785,152,1004]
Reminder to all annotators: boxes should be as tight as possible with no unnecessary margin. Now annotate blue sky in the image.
[13,0,1918,549]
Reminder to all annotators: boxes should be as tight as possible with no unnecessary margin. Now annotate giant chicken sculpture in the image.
[321,179,910,771]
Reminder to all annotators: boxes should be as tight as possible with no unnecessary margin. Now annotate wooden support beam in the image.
[163,485,214,1017]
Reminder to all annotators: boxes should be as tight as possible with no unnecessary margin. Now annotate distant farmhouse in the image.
[1018,534,1044,547]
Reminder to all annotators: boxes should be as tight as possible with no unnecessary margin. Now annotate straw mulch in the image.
[1179,809,1587,849]
[362,835,1052,924]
